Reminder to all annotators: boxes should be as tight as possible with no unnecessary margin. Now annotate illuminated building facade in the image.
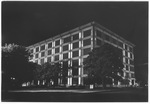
[27,22,135,86]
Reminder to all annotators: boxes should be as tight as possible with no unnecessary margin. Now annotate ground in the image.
[2,87,148,102]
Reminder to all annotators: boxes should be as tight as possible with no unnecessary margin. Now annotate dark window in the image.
[55,40,60,46]
[125,44,128,50]
[48,50,52,55]
[63,45,69,51]
[30,49,34,53]
[48,42,52,48]
[36,47,39,52]
[64,36,71,43]
[125,58,128,64]
[125,73,129,79]
[126,65,129,71]
[41,59,44,65]
[47,57,51,62]
[83,29,91,37]
[96,39,102,46]
[73,33,79,40]
[83,38,91,46]
[96,30,102,38]
[118,41,123,48]
[83,48,91,55]
[130,60,134,65]
[41,52,45,57]
[40,45,45,51]
[72,78,78,84]
[73,42,79,49]
[55,47,60,53]
[129,47,133,52]
[63,53,68,59]
[35,53,39,58]
[131,73,135,78]
[54,55,59,61]
[72,60,78,76]
[130,66,134,71]
[72,51,79,57]
[130,53,133,59]
[125,51,128,57]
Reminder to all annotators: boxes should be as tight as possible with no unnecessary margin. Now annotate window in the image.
[55,47,60,53]
[129,47,133,52]
[73,42,79,49]
[125,51,128,57]
[36,47,39,52]
[35,53,39,58]
[48,42,52,48]
[47,57,51,62]
[72,60,79,76]
[125,72,130,78]
[96,30,102,38]
[73,33,79,40]
[131,73,135,78]
[130,60,134,65]
[118,41,123,48]
[130,66,134,71]
[64,36,71,43]
[40,59,44,65]
[125,58,128,64]
[63,53,68,59]
[55,40,60,46]
[96,39,102,46]
[125,44,128,50]
[30,49,34,53]
[40,45,45,51]
[41,52,45,57]
[48,50,52,55]
[63,45,69,51]
[83,29,91,37]
[83,48,91,55]
[126,65,129,71]
[54,55,59,61]
[72,50,79,57]
[130,53,133,59]
[83,38,91,46]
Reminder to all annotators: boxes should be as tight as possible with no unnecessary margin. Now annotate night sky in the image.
[2,1,148,66]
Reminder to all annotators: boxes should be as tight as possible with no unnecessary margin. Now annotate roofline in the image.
[27,21,135,48]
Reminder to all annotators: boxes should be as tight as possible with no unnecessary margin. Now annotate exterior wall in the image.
[27,22,135,86]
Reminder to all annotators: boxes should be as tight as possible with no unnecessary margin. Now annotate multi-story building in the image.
[27,21,135,86]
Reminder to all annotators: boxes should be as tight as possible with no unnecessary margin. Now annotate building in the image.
[27,21,135,86]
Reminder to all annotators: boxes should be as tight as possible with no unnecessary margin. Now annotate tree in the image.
[84,43,124,88]
[2,44,34,89]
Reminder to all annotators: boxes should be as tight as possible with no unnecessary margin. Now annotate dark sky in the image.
[2,1,148,65]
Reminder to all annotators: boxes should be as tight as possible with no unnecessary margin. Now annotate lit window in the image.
[96,30,102,38]
[40,45,45,51]
[55,40,60,46]
[54,55,59,61]
[47,57,51,62]
[83,29,91,37]
[64,36,71,43]
[63,45,69,51]
[72,51,79,57]
[35,53,39,58]
[48,50,52,55]
[63,53,68,59]
[96,39,102,46]
[36,47,39,52]
[41,52,45,57]
[83,48,91,55]
[40,59,44,65]
[83,38,91,46]
[73,33,79,40]
[73,42,79,49]
[48,42,52,48]
[55,47,60,53]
